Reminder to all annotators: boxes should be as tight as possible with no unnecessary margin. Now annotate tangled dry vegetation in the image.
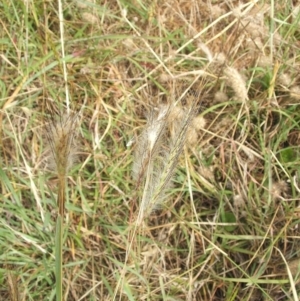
[1,0,300,300]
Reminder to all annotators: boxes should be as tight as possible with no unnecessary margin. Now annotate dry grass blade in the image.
[6,268,20,301]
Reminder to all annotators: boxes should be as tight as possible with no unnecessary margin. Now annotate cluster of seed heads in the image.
[132,101,199,224]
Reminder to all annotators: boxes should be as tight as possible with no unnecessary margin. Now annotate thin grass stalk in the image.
[57,0,70,113]
[58,176,66,217]
[55,215,63,301]
[6,266,20,301]
[276,247,298,301]
[56,175,66,301]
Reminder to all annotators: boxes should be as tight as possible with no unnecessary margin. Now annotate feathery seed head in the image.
[198,42,213,62]
[133,101,196,222]
[271,180,288,200]
[82,12,98,24]
[257,55,272,68]
[198,165,214,181]
[292,6,300,19]
[214,91,228,103]
[75,0,89,8]
[242,20,264,39]
[146,105,169,151]
[277,73,293,87]
[168,105,186,140]
[233,194,245,208]
[45,113,78,177]
[211,5,225,18]
[132,105,169,182]
[159,73,172,83]
[232,6,243,18]
[212,52,226,66]
[224,66,248,101]
[186,127,198,145]
[192,115,206,131]
[210,52,226,74]
[290,86,300,100]
[245,37,263,53]
[168,105,185,122]
[122,38,136,50]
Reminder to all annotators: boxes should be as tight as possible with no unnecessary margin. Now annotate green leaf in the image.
[221,212,237,232]
[279,147,296,163]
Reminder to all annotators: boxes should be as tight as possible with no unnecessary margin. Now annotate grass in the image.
[1,0,300,300]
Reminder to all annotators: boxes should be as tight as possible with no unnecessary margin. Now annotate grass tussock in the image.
[1,0,300,300]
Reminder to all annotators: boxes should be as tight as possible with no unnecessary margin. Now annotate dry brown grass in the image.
[1,0,300,300]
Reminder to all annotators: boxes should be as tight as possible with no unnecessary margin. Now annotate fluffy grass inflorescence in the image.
[45,114,78,177]
[133,102,197,223]
[224,66,249,102]
[132,105,169,184]
[44,112,79,216]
